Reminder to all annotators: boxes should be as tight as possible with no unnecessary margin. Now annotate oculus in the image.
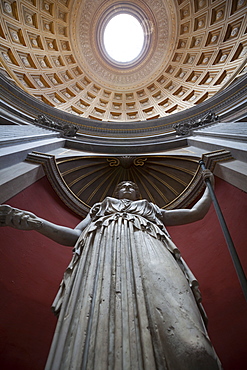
[103,13,144,63]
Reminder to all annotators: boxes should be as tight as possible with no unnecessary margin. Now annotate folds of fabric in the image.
[46,198,221,370]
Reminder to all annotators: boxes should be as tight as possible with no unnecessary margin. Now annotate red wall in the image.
[167,177,247,370]
[0,177,80,370]
[0,176,246,370]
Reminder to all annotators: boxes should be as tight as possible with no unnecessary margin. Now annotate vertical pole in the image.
[199,160,247,301]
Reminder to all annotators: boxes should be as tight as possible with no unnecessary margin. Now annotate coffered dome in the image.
[0,0,246,122]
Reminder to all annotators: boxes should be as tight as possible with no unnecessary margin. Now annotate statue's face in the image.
[118,182,138,200]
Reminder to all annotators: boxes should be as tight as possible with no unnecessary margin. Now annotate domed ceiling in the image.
[0,0,246,122]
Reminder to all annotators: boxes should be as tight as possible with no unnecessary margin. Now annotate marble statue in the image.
[0,170,222,369]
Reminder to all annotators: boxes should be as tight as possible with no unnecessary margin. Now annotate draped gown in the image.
[45,197,221,370]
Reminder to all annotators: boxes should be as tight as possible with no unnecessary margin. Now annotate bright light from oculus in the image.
[103,14,144,63]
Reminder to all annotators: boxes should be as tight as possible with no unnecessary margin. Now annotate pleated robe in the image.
[45,197,221,370]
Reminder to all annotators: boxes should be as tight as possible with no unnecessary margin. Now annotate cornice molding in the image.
[26,149,233,217]
[1,72,246,142]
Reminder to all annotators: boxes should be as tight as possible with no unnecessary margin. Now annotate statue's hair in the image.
[114,181,140,200]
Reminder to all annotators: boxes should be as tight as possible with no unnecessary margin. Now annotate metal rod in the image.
[199,160,247,301]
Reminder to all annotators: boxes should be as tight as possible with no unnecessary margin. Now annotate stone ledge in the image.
[0,162,45,203]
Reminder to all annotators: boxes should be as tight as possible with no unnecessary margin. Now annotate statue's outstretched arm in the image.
[0,205,82,246]
[162,170,214,226]
[74,213,91,231]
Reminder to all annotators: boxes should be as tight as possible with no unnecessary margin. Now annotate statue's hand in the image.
[0,205,42,230]
[202,169,214,185]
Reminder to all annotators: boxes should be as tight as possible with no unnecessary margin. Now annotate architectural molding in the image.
[26,149,233,217]
[1,72,246,142]
[173,111,219,136]
[34,115,78,137]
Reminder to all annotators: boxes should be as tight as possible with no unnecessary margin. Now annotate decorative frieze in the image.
[34,114,78,137]
[173,111,219,136]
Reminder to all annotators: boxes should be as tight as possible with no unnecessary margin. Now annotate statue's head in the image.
[114,181,140,201]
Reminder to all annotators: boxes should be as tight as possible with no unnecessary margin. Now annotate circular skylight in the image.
[103,14,144,63]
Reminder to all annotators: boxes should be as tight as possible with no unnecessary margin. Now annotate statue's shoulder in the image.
[104,196,119,202]
[137,199,156,207]
[100,196,121,206]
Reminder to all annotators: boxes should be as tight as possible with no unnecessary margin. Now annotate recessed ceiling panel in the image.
[0,0,246,122]
[56,155,200,209]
